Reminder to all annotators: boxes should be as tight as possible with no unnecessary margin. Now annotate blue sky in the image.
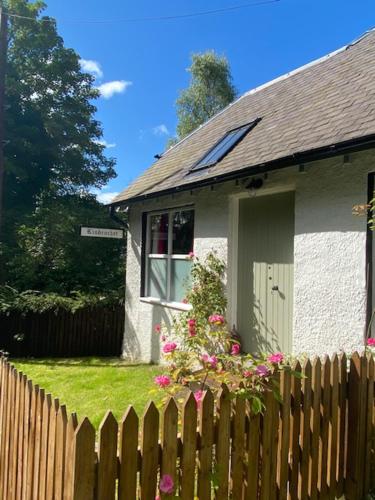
[44,0,375,203]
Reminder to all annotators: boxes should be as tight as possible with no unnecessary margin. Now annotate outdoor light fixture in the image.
[246,177,264,191]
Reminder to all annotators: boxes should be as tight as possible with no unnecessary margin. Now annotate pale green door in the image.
[237,191,294,353]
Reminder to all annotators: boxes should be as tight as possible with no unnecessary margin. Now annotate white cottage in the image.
[111,29,375,362]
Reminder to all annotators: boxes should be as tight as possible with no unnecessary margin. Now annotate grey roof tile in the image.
[114,29,375,204]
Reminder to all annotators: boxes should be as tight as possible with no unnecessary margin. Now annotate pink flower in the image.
[188,251,195,259]
[182,298,188,304]
[208,314,225,325]
[255,365,270,377]
[187,318,197,337]
[154,375,171,388]
[161,335,166,342]
[201,354,218,369]
[267,352,284,364]
[159,474,174,494]
[194,390,204,407]
[367,338,375,347]
[154,324,161,333]
[155,496,161,500]
[231,343,240,355]
[243,370,253,378]
[163,342,177,354]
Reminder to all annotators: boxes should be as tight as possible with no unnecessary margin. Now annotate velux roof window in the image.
[190,118,260,173]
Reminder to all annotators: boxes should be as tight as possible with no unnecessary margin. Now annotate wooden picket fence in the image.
[0,305,124,357]
[0,353,374,499]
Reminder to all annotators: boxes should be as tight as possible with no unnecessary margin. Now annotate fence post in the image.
[345,352,367,499]
[69,417,96,500]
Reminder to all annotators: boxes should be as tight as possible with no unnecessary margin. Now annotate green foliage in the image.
[5,0,115,201]
[0,285,123,314]
[154,252,296,413]
[2,0,124,295]
[173,51,237,141]
[5,192,126,294]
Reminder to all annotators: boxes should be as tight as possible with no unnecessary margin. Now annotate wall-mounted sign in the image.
[80,226,124,239]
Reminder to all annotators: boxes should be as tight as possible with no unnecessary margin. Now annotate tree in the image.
[7,193,125,294]
[173,51,237,142]
[2,0,122,293]
[4,0,115,208]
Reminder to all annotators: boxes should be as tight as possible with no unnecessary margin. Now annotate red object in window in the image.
[158,214,168,253]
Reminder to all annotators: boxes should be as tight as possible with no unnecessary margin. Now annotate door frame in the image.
[227,185,296,332]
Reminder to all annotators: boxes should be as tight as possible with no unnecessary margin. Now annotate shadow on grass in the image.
[9,357,155,369]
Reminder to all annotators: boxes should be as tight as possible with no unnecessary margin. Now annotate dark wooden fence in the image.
[0,306,124,357]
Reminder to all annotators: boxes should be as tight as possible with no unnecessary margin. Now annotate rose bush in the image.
[153,252,299,413]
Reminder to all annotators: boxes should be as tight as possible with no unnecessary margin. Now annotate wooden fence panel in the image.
[97,411,118,500]
[118,406,139,500]
[289,360,301,500]
[0,353,373,500]
[231,393,246,499]
[197,389,214,500]
[140,402,159,500]
[70,418,96,500]
[299,359,312,500]
[309,357,321,500]
[244,410,260,500]
[0,306,124,358]
[365,355,374,494]
[215,385,231,499]
[161,398,178,497]
[180,393,197,500]
[55,405,68,500]
[319,356,331,498]
[329,354,339,498]
[278,368,291,500]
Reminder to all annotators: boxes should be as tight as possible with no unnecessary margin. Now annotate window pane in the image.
[172,210,194,254]
[170,259,192,302]
[191,120,259,171]
[150,213,169,254]
[147,258,167,299]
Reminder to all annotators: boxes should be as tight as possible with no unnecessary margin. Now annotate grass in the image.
[12,357,162,429]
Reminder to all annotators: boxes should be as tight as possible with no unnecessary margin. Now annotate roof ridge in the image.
[162,27,375,158]
[243,26,375,98]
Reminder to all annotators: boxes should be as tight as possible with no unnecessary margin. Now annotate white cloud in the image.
[94,139,116,149]
[96,191,120,204]
[153,124,169,136]
[80,59,103,79]
[97,80,132,99]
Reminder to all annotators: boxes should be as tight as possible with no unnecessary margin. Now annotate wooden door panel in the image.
[237,191,294,353]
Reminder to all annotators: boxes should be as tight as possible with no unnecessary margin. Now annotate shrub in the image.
[153,252,299,413]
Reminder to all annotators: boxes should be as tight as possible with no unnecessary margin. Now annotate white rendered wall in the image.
[292,153,371,356]
[122,188,230,363]
[122,150,374,362]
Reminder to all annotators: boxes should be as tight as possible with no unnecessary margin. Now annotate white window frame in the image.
[144,206,194,306]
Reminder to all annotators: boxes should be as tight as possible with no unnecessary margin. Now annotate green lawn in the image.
[12,358,162,429]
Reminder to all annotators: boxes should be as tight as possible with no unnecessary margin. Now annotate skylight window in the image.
[190,118,260,172]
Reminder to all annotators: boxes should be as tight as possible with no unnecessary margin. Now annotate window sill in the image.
[140,297,192,311]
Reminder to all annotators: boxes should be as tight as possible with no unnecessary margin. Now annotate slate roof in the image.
[113,29,375,205]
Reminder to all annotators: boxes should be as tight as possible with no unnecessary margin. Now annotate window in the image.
[190,118,261,172]
[145,208,194,303]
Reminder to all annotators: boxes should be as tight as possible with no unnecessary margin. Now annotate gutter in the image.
[110,134,375,207]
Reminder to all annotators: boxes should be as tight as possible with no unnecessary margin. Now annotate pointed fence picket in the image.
[0,352,374,499]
